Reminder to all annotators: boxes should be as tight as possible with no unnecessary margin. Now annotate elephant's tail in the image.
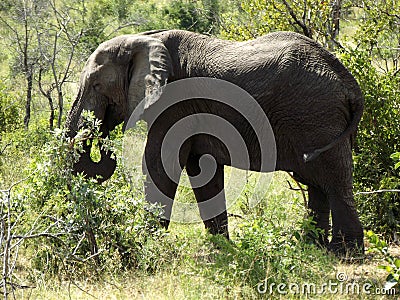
[303,83,364,163]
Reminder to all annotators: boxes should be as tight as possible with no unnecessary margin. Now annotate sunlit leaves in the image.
[221,0,337,46]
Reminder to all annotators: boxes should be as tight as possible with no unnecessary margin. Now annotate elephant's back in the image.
[227,32,363,160]
[231,31,361,117]
[245,31,314,46]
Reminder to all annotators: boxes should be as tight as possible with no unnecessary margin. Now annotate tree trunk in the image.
[329,0,341,50]
[332,0,341,40]
[57,90,63,128]
[49,96,55,131]
[23,69,33,129]
[22,11,33,130]
[38,68,55,130]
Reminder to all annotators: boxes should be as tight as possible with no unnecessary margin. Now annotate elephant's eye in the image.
[93,82,102,92]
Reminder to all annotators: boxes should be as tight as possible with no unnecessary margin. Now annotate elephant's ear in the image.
[120,35,173,123]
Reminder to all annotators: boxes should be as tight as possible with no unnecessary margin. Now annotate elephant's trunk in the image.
[65,92,84,138]
[65,93,116,183]
[72,140,117,183]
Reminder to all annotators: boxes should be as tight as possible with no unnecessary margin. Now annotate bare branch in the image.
[104,22,141,39]
[281,0,312,38]
[0,143,11,156]
[355,189,400,196]
[286,172,308,209]
[227,213,245,219]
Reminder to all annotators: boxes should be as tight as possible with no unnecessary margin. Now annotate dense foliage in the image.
[0,79,20,133]
[6,117,169,281]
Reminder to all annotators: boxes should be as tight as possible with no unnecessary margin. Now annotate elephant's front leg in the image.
[143,137,189,229]
[186,154,229,238]
[143,171,177,229]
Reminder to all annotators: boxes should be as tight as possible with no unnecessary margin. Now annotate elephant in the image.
[65,29,364,255]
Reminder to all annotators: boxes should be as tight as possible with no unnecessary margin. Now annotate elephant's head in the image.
[65,34,173,182]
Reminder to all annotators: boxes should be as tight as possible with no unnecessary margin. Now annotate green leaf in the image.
[394,258,400,269]
[378,265,393,272]
[390,152,400,160]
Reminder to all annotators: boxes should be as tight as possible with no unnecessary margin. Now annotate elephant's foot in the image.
[305,228,329,248]
[327,189,364,259]
[186,155,229,238]
[329,233,365,260]
[204,212,229,239]
[158,218,170,230]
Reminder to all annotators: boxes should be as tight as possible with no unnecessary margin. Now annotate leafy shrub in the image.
[0,120,52,187]
[17,116,168,281]
[366,230,399,292]
[0,78,21,133]
[392,152,400,171]
[162,0,219,34]
[196,194,336,298]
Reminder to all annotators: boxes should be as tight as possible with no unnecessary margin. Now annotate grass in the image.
[10,171,398,299]
[1,123,398,299]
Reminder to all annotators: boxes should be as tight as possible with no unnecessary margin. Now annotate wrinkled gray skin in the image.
[65,30,364,255]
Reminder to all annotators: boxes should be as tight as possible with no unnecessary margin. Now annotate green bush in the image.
[194,191,336,297]
[16,117,168,281]
[0,78,21,133]
[0,120,52,187]
[162,0,219,34]
[366,230,399,291]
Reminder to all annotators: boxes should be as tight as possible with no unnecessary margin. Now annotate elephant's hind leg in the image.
[307,185,330,246]
[327,187,364,255]
[186,154,229,238]
[302,142,364,256]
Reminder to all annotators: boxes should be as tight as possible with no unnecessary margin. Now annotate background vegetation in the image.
[0,0,399,298]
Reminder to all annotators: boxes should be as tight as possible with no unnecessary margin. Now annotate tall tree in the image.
[35,0,85,129]
[0,0,39,129]
[220,0,344,48]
